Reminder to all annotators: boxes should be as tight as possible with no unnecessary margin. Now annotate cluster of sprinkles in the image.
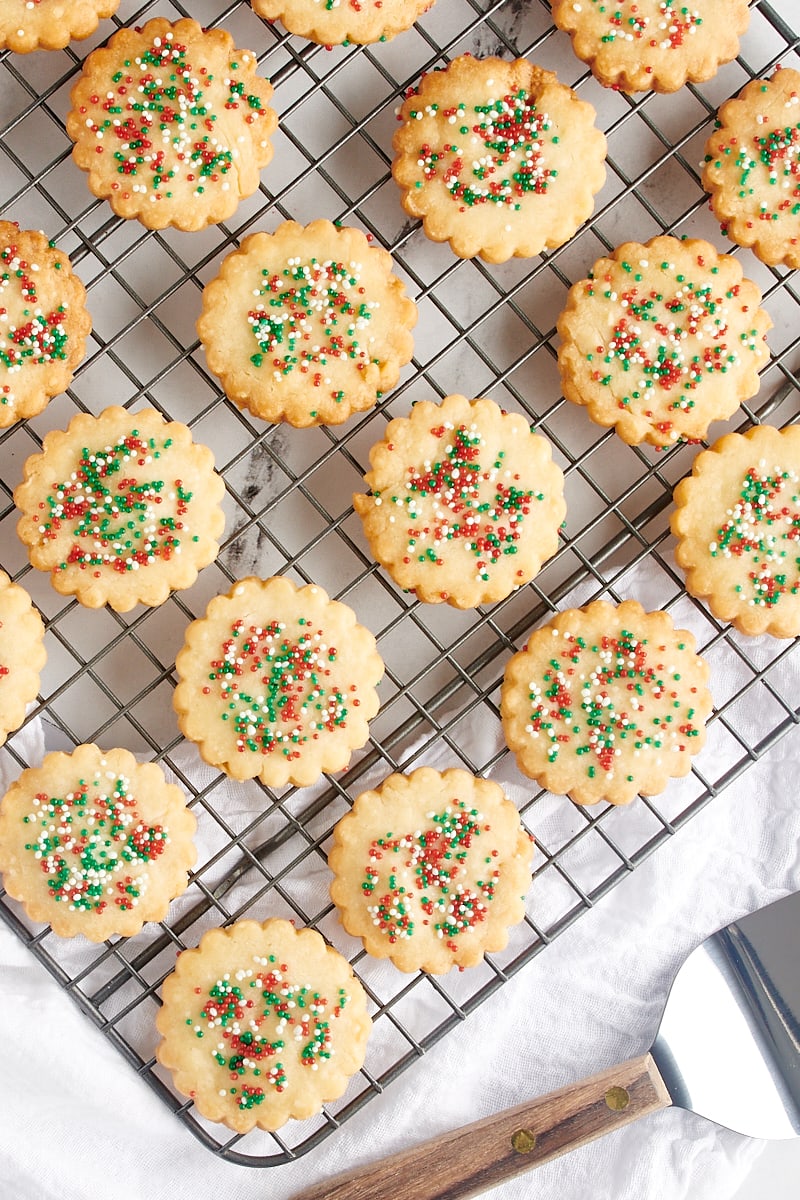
[589,1,703,51]
[190,957,349,1111]
[76,30,270,205]
[360,801,499,956]
[205,618,351,761]
[704,74,800,254]
[39,430,195,575]
[374,420,543,584]
[0,241,68,406]
[579,255,763,441]
[248,255,377,409]
[523,628,701,780]
[708,98,800,227]
[21,771,167,913]
[404,85,556,209]
[710,464,800,610]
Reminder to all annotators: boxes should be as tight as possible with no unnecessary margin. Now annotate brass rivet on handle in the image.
[605,1086,630,1111]
[511,1128,537,1154]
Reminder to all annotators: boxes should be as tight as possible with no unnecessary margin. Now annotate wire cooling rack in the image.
[1,0,799,1169]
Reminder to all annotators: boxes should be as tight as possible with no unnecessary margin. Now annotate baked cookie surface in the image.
[197,220,417,428]
[672,424,800,638]
[703,68,800,269]
[14,406,226,612]
[156,918,371,1133]
[250,0,434,46]
[329,767,534,974]
[66,18,277,231]
[552,0,750,94]
[501,599,713,806]
[0,223,91,427]
[392,56,606,263]
[0,744,196,941]
[354,395,565,607]
[557,236,771,448]
[0,571,46,747]
[0,0,118,53]
[173,576,384,788]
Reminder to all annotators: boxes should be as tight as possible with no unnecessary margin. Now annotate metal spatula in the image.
[302,890,800,1200]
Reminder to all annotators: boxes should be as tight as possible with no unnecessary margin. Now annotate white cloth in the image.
[1,656,798,1200]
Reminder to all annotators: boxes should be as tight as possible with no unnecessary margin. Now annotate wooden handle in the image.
[301,1053,671,1200]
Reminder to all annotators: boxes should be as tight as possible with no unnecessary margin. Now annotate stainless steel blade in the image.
[652,889,800,1139]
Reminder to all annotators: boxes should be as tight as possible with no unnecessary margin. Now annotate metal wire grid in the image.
[1,0,799,1168]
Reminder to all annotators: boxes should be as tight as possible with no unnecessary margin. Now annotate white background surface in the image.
[734,1141,800,1198]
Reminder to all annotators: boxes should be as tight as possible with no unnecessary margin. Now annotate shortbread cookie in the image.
[329,767,534,974]
[0,223,91,427]
[173,576,384,788]
[0,571,46,746]
[557,237,771,448]
[14,406,225,612]
[251,0,434,46]
[0,0,118,53]
[156,918,370,1133]
[197,220,417,428]
[354,395,565,607]
[703,69,800,269]
[392,56,606,263]
[501,599,713,805]
[0,744,196,941]
[552,0,750,94]
[66,18,277,231]
[672,424,800,638]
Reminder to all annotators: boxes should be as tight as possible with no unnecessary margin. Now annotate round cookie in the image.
[500,599,713,806]
[66,18,278,232]
[156,918,371,1133]
[0,571,46,747]
[552,0,750,95]
[702,68,800,269]
[353,395,565,608]
[173,576,384,789]
[250,0,434,46]
[672,423,800,639]
[392,55,607,263]
[197,220,417,428]
[556,236,771,448]
[0,744,197,941]
[0,0,118,53]
[328,767,534,974]
[14,406,226,612]
[0,223,92,427]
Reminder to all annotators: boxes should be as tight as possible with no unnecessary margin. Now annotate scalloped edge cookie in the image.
[250,0,434,46]
[14,405,226,612]
[173,575,384,788]
[392,55,606,263]
[0,222,92,427]
[672,423,800,638]
[702,68,800,269]
[0,0,119,53]
[329,766,534,974]
[197,220,417,428]
[66,18,277,231]
[552,0,750,94]
[156,918,371,1133]
[0,571,46,747]
[354,395,565,607]
[0,744,196,941]
[500,598,713,806]
[556,236,772,448]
